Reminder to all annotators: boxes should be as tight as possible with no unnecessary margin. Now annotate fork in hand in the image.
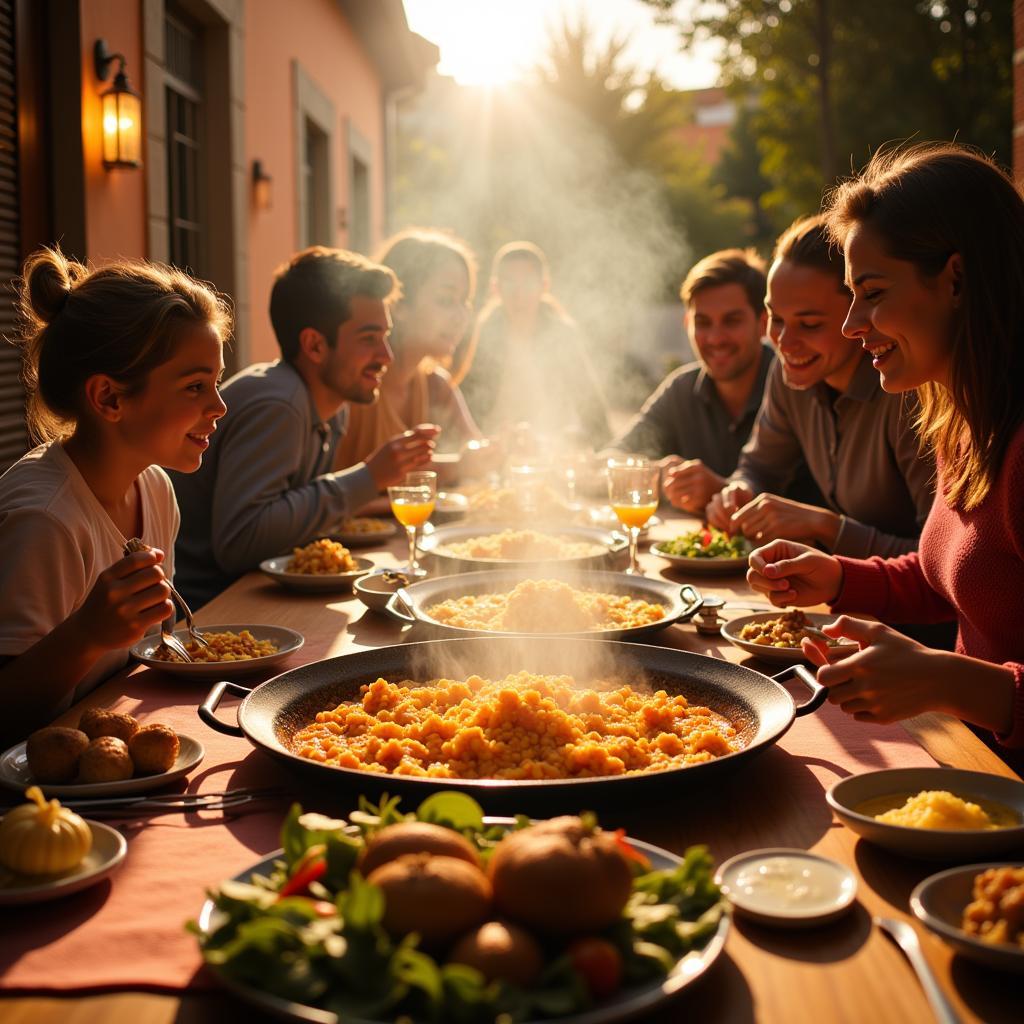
[124,537,208,660]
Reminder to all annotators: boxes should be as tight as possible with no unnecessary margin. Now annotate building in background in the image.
[0,0,436,470]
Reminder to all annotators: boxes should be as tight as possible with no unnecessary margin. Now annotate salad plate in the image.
[193,795,729,1024]
[651,527,750,575]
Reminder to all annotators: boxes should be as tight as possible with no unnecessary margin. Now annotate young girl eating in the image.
[0,248,230,740]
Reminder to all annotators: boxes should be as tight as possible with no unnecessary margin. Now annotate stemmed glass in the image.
[607,456,660,575]
[387,470,437,578]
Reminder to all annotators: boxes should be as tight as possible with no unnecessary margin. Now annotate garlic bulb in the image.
[0,786,92,875]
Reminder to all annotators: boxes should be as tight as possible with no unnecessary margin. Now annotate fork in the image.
[124,537,210,656]
[58,787,284,819]
[875,916,962,1024]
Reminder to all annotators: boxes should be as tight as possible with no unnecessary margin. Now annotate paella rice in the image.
[151,629,278,663]
[438,529,604,562]
[962,866,1024,947]
[425,578,665,633]
[291,670,738,779]
[739,609,815,648]
[287,538,358,574]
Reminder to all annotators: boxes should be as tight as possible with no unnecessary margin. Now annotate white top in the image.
[0,442,179,708]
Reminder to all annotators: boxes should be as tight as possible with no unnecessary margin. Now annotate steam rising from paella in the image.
[290,671,738,780]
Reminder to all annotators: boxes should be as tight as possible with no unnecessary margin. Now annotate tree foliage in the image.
[644,0,1013,225]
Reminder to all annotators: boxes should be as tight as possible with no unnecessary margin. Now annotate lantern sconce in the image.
[94,39,142,170]
[252,160,273,211]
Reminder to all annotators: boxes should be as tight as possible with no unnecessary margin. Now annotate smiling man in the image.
[170,247,436,608]
[608,249,778,513]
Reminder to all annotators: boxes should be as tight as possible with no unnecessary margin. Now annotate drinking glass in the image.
[607,456,660,575]
[388,470,437,577]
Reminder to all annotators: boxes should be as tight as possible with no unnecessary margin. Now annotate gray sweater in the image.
[170,360,378,608]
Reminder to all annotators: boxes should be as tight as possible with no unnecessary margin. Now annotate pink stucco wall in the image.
[79,0,147,263]
[245,0,388,363]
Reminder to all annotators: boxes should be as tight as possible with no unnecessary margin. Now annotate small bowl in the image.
[716,847,857,928]
[911,863,1024,973]
[827,768,1024,860]
[354,571,412,614]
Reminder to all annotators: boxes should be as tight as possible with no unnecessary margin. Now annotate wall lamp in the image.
[252,159,273,210]
[94,39,142,169]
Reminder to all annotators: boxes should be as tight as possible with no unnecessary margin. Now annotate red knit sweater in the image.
[833,420,1024,749]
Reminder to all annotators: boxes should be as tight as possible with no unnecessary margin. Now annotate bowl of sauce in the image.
[827,767,1024,860]
[716,848,857,927]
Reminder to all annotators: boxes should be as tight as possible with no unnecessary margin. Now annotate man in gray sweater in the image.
[171,247,436,608]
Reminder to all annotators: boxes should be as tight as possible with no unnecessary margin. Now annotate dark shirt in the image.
[609,344,775,478]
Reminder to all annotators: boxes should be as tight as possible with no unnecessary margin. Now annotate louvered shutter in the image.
[0,0,26,471]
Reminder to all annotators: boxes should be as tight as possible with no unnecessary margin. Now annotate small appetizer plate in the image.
[720,611,858,666]
[332,519,398,547]
[716,847,857,928]
[259,555,374,593]
[0,820,127,905]
[132,624,304,679]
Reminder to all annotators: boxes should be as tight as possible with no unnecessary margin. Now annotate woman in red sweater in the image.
[746,142,1024,751]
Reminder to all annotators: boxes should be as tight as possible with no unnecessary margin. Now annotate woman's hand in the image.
[663,459,725,515]
[747,539,843,607]
[706,481,754,530]
[729,493,841,549]
[803,617,942,725]
[70,548,174,652]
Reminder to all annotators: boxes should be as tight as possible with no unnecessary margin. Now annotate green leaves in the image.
[416,791,485,832]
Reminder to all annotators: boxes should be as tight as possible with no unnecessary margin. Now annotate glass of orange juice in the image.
[607,456,659,575]
[388,470,437,577]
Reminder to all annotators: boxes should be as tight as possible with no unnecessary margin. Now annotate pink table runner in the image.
[0,660,937,994]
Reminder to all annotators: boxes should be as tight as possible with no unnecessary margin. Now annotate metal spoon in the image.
[875,916,962,1024]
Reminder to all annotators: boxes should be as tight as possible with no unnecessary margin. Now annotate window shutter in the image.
[0,0,27,471]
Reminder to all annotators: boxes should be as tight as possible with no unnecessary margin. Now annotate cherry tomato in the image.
[567,937,623,1000]
[701,528,713,547]
[613,828,651,870]
[278,845,327,898]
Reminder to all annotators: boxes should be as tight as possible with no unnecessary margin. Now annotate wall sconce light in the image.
[252,160,273,210]
[94,39,142,169]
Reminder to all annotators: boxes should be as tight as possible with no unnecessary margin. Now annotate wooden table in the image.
[2,515,1019,1024]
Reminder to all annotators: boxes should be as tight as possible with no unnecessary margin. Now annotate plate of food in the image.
[260,538,374,593]
[720,610,858,665]
[0,710,204,797]
[827,767,1024,860]
[420,524,627,575]
[651,527,751,574]
[332,518,398,547]
[191,792,729,1024]
[132,623,304,678]
[911,863,1024,973]
[0,787,128,905]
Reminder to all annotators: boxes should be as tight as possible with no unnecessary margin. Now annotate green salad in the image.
[189,793,724,1023]
[660,527,750,559]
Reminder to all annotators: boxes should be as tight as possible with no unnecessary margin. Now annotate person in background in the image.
[333,228,493,484]
[608,249,779,514]
[707,215,933,558]
[748,144,1024,756]
[171,247,434,609]
[455,241,611,449]
[0,247,229,741]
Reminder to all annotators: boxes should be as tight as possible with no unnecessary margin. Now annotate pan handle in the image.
[678,584,703,622]
[385,589,416,625]
[771,663,828,717]
[198,680,250,736]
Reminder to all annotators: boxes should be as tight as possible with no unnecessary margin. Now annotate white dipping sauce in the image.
[718,848,857,923]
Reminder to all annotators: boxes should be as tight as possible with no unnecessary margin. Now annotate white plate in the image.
[0,819,127,905]
[716,847,857,928]
[259,555,374,593]
[827,768,1024,860]
[911,863,1024,973]
[0,733,205,798]
[131,623,304,678]
[195,829,730,1024]
[332,519,398,547]
[720,611,858,665]
[651,539,750,575]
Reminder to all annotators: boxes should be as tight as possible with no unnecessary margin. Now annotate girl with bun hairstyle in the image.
[746,144,1024,757]
[0,248,230,741]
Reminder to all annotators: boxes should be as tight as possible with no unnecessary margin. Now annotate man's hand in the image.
[69,548,173,653]
[729,493,841,548]
[746,539,844,607]
[662,459,725,515]
[706,481,754,530]
[366,424,439,489]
